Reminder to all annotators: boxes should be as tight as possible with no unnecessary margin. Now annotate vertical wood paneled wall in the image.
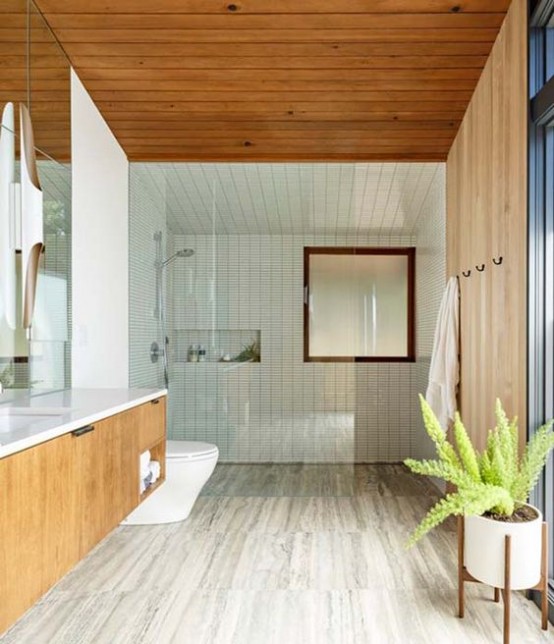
[446,0,527,449]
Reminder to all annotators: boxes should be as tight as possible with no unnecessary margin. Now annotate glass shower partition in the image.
[129,163,397,497]
[167,173,359,494]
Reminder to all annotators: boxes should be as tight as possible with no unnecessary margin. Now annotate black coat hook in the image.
[462,270,471,277]
[476,264,485,272]
[492,256,503,265]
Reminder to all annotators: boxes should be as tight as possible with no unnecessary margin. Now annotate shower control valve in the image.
[150,341,164,363]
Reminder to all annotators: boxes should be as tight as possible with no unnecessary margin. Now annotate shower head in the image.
[159,248,194,269]
[175,249,195,258]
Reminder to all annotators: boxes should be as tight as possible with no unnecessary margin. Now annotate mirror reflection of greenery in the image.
[0,363,14,388]
[44,200,68,235]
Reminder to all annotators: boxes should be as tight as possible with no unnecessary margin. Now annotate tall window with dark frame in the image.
[529,0,554,610]
[303,247,415,363]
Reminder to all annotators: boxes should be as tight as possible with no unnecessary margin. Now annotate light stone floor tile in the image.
[1,464,553,644]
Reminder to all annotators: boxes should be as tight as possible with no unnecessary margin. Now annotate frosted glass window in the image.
[304,248,415,362]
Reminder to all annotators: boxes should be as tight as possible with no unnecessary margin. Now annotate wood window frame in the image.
[303,246,416,363]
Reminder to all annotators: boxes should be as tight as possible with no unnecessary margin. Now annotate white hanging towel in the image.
[426,276,460,431]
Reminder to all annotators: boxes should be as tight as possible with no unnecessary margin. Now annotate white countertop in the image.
[0,388,167,459]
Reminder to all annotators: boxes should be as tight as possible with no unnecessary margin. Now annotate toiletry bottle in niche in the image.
[198,345,207,362]
[188,345,198,362]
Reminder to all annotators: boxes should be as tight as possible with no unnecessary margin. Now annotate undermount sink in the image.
[0,407,73,433]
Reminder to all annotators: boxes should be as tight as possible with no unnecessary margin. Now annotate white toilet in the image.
[122,440,219,525]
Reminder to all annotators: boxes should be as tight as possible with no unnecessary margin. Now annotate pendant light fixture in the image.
[20,103,44,330]
[0,101,44,332]
[0,103,16,330]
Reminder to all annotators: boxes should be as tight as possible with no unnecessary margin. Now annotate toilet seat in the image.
[166,440,218,462]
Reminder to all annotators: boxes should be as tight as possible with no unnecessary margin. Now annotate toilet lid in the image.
[166,440,218,460]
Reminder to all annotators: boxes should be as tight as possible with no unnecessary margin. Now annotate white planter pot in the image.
[464,504,542,590]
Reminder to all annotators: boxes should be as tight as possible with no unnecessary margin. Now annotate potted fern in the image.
[406,396,554,590]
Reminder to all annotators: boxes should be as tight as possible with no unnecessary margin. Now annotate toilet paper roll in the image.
[149,460,161,483]
[140,450,151,478]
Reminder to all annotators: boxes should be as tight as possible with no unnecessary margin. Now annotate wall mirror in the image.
[304,247,415,362]
[0,1,71,392]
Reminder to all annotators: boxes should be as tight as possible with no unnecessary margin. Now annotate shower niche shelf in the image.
[173,329,261,364]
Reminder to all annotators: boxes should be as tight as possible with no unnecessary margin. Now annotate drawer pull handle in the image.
[72,425,95,437]
[151,399,160,405]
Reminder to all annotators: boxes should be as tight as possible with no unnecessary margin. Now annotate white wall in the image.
[71,70,129,387]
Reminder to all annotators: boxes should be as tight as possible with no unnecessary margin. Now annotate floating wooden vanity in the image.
[0,392,166,634]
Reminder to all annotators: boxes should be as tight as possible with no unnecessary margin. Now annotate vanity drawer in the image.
[137,397,166,451]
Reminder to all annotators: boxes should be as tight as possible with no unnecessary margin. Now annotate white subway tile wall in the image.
[129,162,445,463]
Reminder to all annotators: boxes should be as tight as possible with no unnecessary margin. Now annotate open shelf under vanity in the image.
[140,436,166,501]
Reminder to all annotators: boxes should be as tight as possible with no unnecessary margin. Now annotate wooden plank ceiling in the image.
[32,0,511,162]
[0,1,71,161]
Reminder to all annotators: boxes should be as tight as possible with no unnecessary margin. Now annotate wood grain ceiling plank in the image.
[115,137,453,148]
[26,111,71,120]
[76,68,484,80]
[0,79,69,89]
[119,144,452,154]
[99,109,464,121]
[96,100,470,112]
[0,55,69,68]
[106,119,461,131]
[0,42,64,55]
[60,42,493,56]
[53,28,498,43]
[0,1,35,11]
[26,126,70,135]
[35,133,444,144]
[0,43,27,55]
[0,14,56,28]
[108,130,457,140]
[44,13,507,29]
[83,79,479,91]
[0,91,69,100]
[16,102,69,112]
[123,147,451,157]
[0,67,68,79]
[88,90,474,103]
[0,29,58,43]
[68,55,489,69]
[34,0,511,14]
[125,152,447,162]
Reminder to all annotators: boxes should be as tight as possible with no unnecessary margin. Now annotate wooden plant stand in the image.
[457,517,549,644]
